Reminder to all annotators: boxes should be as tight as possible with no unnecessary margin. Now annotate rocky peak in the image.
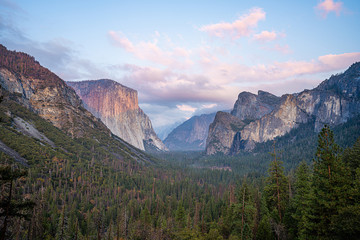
[206,62,360,155]
[67,79,167,152]
[315,62,360,99]
[0,44,109,137]
[231,90,280,121]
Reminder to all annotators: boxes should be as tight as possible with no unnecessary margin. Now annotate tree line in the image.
[1,123,359,239]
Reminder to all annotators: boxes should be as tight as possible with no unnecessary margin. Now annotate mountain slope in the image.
[164,112,216,151]
[0,44,109,138]
[67,80,167,152]
[0,44,153,164]
[206,62,360,155]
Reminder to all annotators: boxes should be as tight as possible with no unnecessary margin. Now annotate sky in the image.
[1,0,360,136]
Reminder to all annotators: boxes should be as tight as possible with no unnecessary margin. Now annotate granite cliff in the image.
[164,112,216,151]
[205,111,245,155]
[206,62,360,155]
[231,90,280,121]
[0,44,110,137]
[67,80,167,151]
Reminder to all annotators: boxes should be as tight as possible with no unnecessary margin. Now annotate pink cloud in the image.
[108,31,193,68]
[199,52,360,86]
[318,52,360,68]
[253,31,278,42]
[316,0,343,18]
[200,8,266,39]
[109,30,360,107]
[108,31,134,52]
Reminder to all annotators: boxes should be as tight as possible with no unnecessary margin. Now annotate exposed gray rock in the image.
[206,62,360,155]
[231,90,280,121]
[13,116,55,147]
[205,112,245,155]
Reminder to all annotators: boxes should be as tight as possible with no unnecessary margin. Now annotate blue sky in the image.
[1,0,360,135]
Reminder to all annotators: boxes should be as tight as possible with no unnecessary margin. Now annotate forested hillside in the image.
[1,88,360,239]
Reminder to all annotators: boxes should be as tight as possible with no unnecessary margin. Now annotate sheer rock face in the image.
[205,112,245,155]
[231,90,280,121]
[0,44,109,138]
[67,80,167,151]
[206,62,360,155]
[237,94,309,152]
[164,113,216,151]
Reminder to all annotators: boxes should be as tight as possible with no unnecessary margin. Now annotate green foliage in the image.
[264,156,289,223]
[305,126,360,239]
[0,165,35,240]
[1,92,360,239]
[287,161,312,239]
[308,126,346,238]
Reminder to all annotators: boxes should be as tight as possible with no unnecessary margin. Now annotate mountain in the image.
[0,44,109,138]
[0,44,153,164]
[164,112,216,151]
[206,62,360,155]
[155,121,183,141]
[67,79,167,152]
[205,111,246,155]
[231,90,280,121]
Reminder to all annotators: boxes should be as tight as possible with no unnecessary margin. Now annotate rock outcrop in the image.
[0,44,110,138]
[67,80,167,151]
[231,90,280,121]
[205,112,245,155]
[164,112,216,151]
[206,62,360,155]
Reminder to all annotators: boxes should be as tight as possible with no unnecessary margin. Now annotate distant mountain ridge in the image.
[164,112,216,151]
[206,62,360,155]
[67,79,167,152]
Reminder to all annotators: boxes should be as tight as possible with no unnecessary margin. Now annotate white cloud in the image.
[176,104,197,112]
[202,103,217,109]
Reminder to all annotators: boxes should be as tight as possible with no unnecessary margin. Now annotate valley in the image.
[1,28,360,240]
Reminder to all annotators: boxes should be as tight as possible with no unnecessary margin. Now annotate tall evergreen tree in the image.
[0,165,34,240]
[308,125,348,239]
[175,202,186,229]
[264,146,289,222]
[264,143,288,239]
[335,138,360,238]
[290,161,312,240]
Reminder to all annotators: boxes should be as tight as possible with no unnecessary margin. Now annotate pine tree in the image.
[55,206,69,240]
[263,143,288,239]
[255,194,272,240]
[175,202,186,229]
[0,165,34,240]
[308,125,348,239]
[335,138,360,238]
[291,161,312,240]
[264,145,289,222]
